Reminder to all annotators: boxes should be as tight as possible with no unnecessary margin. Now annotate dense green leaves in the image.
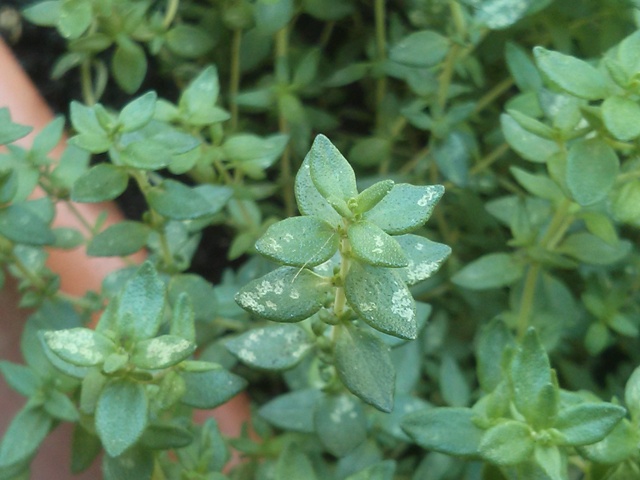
[390,30,449,67]
[479,421,533,465]
[566,138,619,206]
[555,403,626,446]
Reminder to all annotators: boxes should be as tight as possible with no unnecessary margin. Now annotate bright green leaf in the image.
[348,221,408,267]
[389,30,449,67]
[166,25,215,59]
[501,113,559,163]
[567,138,619,206]
[147,180,231,220]
[555,402,626,446]
[112,38,147,94]
[505,42,543,91]
[578,418,638,465]
[308,134,357,205]
[254,0,294,35]
[59,0,92,39]
[602,95,640,141]
[479,421,533,465]
[294,153,342,227]
[118,91,157,132]
[22,1,61,27]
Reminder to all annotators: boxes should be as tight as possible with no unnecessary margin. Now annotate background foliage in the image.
[3,0,640,478]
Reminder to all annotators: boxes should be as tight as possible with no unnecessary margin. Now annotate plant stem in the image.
[374,0,387,132]
[80,60,96,105]
[229,29,242,131]
[473,77,514,115]
[162,0,180,28]
[517,263,540,339]
[469,142,510,175]
[334,236,351,318]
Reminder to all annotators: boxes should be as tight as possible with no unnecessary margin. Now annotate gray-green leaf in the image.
[395,234,451,285]
[348,221,408,267]
[566,138,619,206]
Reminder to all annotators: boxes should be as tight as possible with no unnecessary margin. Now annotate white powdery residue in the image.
[391,289,413,322]
[266,237,282,252]
[44,330,102,364]
[481,0,528,29]
[256,280,274,296]
[265,300,278,311]
[406,260,439,283]
[330,396,357,423]
[289,288,300,299]
[273,279,284,295]
[146,337,191,366]
[360,302,378,312]
[236,292,266,313]
[417,188,439,207]
[283,233,294,243]
[374,235,384,247]
[415,243,424,251]
[238,348,256,363]
[289,343,309,359]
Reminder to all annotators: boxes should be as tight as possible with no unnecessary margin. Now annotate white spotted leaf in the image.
[235,266,332,322]
[395,235,451,285]
[259,389,323,433]
[334,323,395,412]
[43,328,116,367]
[348,221,408,267]
[256,216,339,267]
[131,335,196,370]
[308,134,358,204]
[314,393,367,456]
[226,324,313,370]
[363,184,444,234]
[345,262,417,340]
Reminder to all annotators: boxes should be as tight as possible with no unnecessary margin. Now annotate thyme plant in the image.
[3,0,640,479]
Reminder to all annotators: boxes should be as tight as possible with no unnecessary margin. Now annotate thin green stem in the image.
[473,77,514,115]
[517,263,540,339]
[162,0,180,29]
[80,60,96,105]
[469,142,510,175]
[62,200,96,234]
[334,235,351,318]
[374,0,387,131]
[229,29,242,131]
[10,253,47,291]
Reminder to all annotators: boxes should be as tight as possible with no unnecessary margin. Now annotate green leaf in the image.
[402,407,483,457]
[179,66,226,125]
[363,184,444,235]
[52,227,84,249]
[168,275,216,324]
[43,328,116,366]
[509,329,552,423]
[71,164,128,202]
[314,393,367,456]
[119,141,172,170]
[131,335,196,369]
[345,262,416,340]
[0,204,56,245]
[259,388,322,433]
[479,421,534,465]
[395,234,451,286]
[505,42,543,91]
[165,25,215,58]
[226,324,313,370]
[103,446,153,480]
[308,134,357,206]
[566,138,619,206]
[23,1,61,27]
[256,216,338,267]
[223,133,288,179]
[501,113,559,163]
[348,221,408,267]
[113,38,147,94]
[625,365,640,420]
[180,367,247,409]
[169,292,196,343]
[533,445,563,480]
[452,252,524,290]
[275,443,318,480]
[147,180,231,220]
[345,460,396,480]
[116,261,166,340]
[476,320,514,392]
[612,181,640,223]
[31,116,64,157]
[255,0,294,35]
[334,323,395,412]
[295,153,342,227]
[59,0,92,38]
[44,390,79,422]
[555,403,626,446]
[235,266,331,322]
[511,167,563,203]
[71,425,102,474]
[0,406,52,469]
[0,362,40,397]
[578,418,638,465]
[87,221,150,257]
[96,379,148,457]
[0,109,32,145]
[473,0,536,29]
[118,92,157,132]
[440,355,471,407]
[139,422,194,450]
[534,47,610,100]
[354,180,394,213]
[389,30,449,67]
[558,233,631,266]
[602,95,640,141]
